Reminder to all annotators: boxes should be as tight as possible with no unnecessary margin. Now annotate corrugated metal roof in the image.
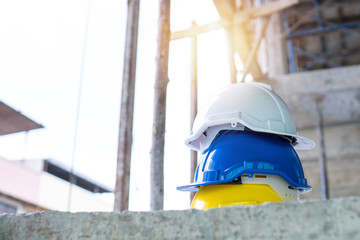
[0,101,43,136]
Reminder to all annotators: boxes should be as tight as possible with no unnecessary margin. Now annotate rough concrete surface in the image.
[1,197,360,240]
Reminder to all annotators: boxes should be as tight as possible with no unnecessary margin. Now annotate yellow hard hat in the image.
[191,175,299,210]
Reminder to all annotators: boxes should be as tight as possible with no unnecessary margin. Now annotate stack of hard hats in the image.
[177,82,314,210]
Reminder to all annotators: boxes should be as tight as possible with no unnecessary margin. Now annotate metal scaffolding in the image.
[282,0,360,73]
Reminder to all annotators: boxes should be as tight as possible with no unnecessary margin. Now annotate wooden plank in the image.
[247,0,299,19]
[114,0,140,212]
[171,19,229,40]
[171,0,299,40]
[150,0,171,211]
[213,0,235,20]
[190,22,198,202]
[241,16,271,82]
[232,19,264,80]
[214,0,263,80]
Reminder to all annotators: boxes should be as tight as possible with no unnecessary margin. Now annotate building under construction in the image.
[115,0,360,209]
[1,0,360,238]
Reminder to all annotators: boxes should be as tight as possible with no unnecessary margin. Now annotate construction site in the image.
[1,0,360,239]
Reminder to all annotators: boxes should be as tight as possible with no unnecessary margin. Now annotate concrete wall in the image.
[268,65,360,200]
[1,197,360,240]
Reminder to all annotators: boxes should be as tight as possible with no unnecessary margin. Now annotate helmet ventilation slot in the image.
[255,175,267,178]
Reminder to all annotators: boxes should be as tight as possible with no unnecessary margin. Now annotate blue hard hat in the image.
[177,130,311,193]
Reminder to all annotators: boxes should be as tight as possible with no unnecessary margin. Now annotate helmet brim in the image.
[185,123,315,151]
[177,170,312,193]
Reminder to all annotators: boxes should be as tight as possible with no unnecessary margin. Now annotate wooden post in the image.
[114,0,140,211]
[190,22,198,202]
[150,0,171,211]
[225,25,237,84]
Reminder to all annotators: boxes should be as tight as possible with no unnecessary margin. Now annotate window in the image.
[0,201,17,214]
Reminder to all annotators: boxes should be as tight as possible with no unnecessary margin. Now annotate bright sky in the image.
[0,0,236,211]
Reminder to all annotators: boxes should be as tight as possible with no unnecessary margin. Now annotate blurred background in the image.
[0,0,359,213]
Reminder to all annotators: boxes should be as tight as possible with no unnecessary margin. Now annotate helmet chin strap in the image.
[280,135,297,145]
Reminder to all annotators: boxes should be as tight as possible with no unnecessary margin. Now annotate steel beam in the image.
[288,21,360,38]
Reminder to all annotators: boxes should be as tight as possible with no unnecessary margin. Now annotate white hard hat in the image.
[185,82,315,151]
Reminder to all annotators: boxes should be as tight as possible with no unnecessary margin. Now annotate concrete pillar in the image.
[265,12,288,77]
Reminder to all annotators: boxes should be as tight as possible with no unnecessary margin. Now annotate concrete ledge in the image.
[1,197,360,240]
[272,65,360,96]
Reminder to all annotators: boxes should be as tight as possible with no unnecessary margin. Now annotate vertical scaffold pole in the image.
[225,26,237,84]
[114,0,140,211]
[150,0,171,211]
